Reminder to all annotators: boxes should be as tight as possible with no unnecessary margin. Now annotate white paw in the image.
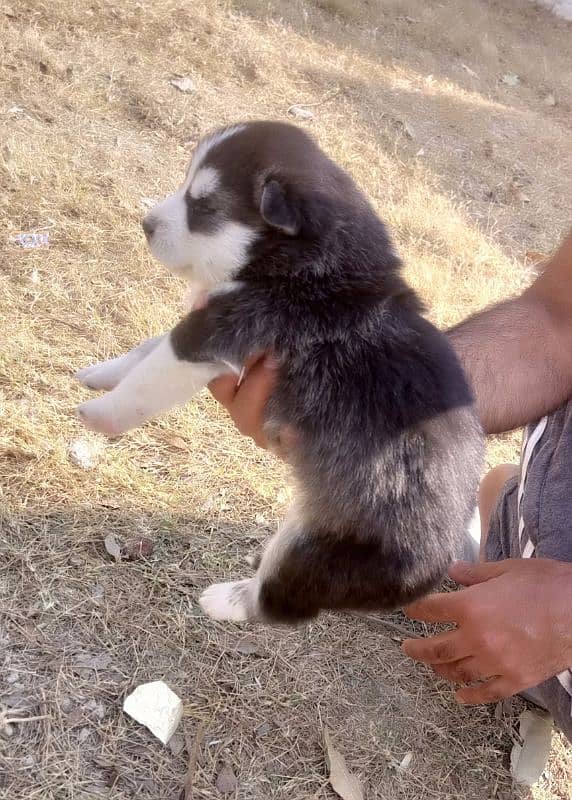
[76,396,126,437]
[75,359,124,391]
[199,580,252,622]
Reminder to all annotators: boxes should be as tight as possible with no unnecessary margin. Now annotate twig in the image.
[345,611,422,639]
[287,87,341,114]
[4,714,52,724]
[181,722,205,800]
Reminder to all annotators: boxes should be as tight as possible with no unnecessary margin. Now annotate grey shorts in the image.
[486,402,572,740]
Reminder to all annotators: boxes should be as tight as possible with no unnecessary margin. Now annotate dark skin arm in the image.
[449,228,572,433]
[209,230,572,704]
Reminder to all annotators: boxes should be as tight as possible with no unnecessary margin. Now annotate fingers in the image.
[432,657,486,684]
[402,630,469,665]
[208,355,279,447]
[208,372,241,407]
[209,354,265,407]
[455,678,512,705]
[404,590,465,625]
[448,560,510,586]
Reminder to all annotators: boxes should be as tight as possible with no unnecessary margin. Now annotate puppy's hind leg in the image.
[199,504,319,624]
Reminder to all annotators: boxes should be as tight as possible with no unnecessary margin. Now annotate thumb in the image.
[448,560,510,586]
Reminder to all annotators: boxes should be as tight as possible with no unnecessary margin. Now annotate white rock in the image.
[123,681,183,745]
[68,438,101,469]
[501,73,520,87]
[287,105,314,120]
[169,76,195,93]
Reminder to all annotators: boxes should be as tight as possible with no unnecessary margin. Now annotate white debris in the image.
[68,438,100,469]
[287,105,315,120]
[461,63,479,79]
[501,73,520,87]
[510,709,553,786]
[169,75,195,93]
[14,232,49,249]
[103,532,122,563]
[531,0,572,21]
[398,751,413,772]
[123,681,183,745]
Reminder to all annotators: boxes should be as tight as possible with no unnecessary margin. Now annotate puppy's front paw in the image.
[199,580,253,622]
[76,396,124,438]
[75,360,122,392]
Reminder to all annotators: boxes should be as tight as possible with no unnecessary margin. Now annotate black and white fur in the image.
[77,121,484,623]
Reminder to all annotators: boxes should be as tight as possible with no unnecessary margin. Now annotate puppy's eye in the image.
[190,196,216,215]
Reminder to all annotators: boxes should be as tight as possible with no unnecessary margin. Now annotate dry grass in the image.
[1,0,571,798]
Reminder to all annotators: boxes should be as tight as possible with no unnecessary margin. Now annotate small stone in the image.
[501,73,520,87]
[78,726,91,743]
[398,751,413,771]
[287,105,314,120]
[215,763,237,794]
[169,75,195,93]
[91,584,105,601]
[103,533,122,563]
[168,732,185,755]
[59,695,74,713]
[68,438,100,469]
[123,681,183,745]
[234,636,261,656]
[255,721,272,738]
[120,537,154,561]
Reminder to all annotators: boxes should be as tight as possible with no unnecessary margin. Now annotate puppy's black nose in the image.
[142,216,157,240]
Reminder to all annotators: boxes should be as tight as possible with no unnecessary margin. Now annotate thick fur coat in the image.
[77,121,484,624]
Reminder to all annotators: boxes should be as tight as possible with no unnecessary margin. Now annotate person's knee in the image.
[479,464,519,510]
[478,463,519,557]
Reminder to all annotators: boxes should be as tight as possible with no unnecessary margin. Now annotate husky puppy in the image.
[77,121,484,623]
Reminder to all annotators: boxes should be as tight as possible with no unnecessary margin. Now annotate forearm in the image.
[449,297,570,433]
[449,231,572,435]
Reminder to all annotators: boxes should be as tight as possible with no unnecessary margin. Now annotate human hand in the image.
[402,559,572,704]
[209,355,295,459]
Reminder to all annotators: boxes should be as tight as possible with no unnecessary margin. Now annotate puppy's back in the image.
[258,303,483,622]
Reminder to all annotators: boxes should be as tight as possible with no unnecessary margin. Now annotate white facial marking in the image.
[190,166,220,199]
[199,579,254,622]
[149,209,257,285]
[77,337,230,436]
[145,125,256,284]
[185,124,246,189]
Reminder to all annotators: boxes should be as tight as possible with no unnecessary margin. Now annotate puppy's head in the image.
[143,121,351,284]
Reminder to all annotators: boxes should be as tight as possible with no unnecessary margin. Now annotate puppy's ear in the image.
[260,179,300,236]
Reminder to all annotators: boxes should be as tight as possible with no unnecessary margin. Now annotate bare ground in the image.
[1,1,571,798]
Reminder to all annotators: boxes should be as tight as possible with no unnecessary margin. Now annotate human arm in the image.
[449,229,572,433]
